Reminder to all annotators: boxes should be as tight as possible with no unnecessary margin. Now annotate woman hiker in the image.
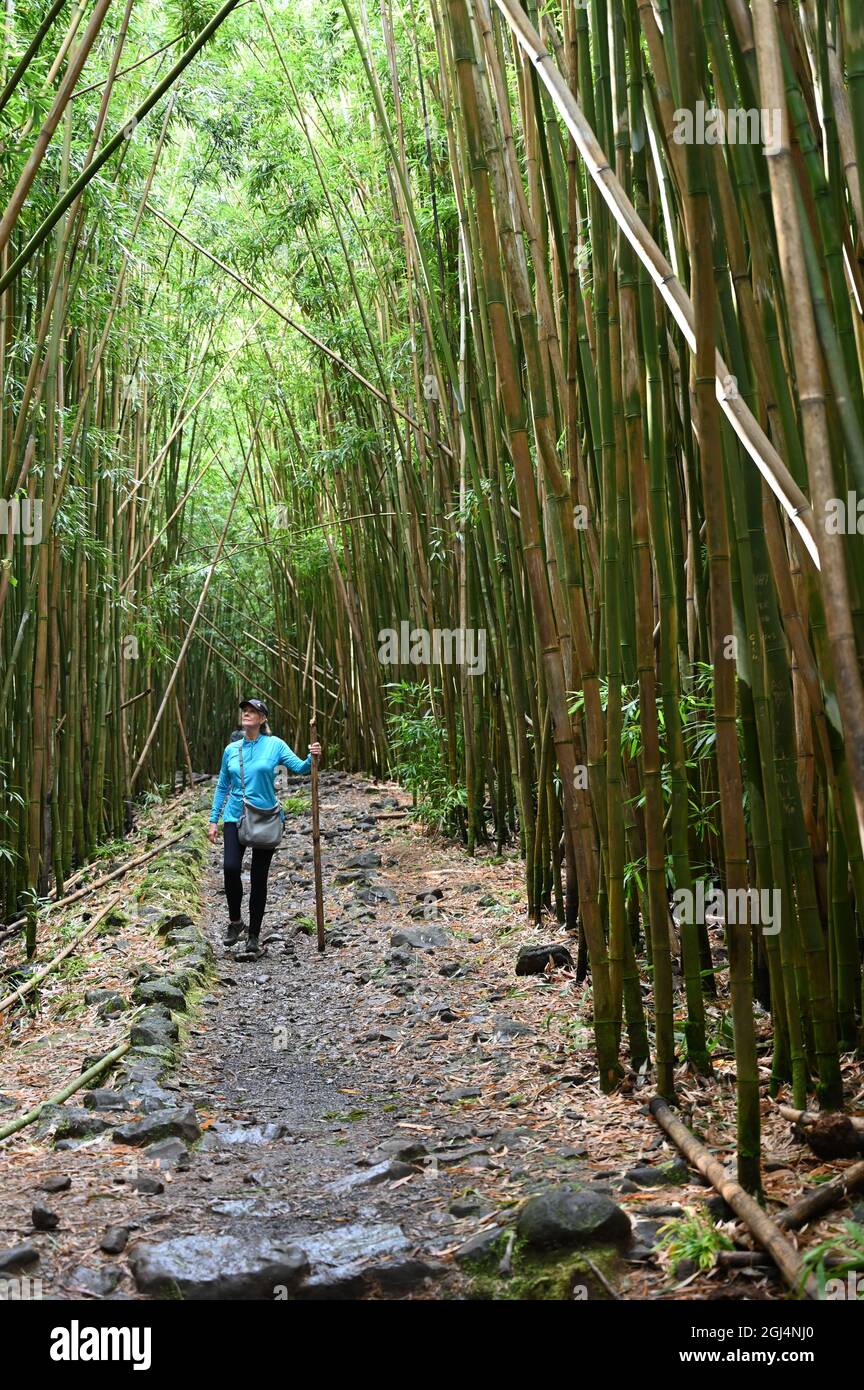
[209,698,321,958]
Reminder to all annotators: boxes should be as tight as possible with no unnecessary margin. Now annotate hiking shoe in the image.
[236,933,262,960]
[223,920,244,946]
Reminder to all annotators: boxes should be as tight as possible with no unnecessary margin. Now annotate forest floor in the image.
[0,773,861,1302]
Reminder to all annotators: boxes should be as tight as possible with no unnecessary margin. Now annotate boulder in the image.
[52,1108,111,1142]
[390,925,449,951]
[129,1234,308,1300]
[112,1107,200,1147]
[130,1009,179,1049]
[516,942,574,975]
[132,978,187,1012]
[517,1185,631,1249]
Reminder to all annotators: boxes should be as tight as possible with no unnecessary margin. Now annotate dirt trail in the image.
[0,773,737,1301]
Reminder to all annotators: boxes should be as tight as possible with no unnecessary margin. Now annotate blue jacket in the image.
[209,734,311,823]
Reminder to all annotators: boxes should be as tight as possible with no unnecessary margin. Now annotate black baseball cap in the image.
[239,697,269,717]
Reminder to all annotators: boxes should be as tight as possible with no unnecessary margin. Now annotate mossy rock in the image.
[162,924,197,945]
[171,840,207,862]
[190,951,214,977]
[454,1227,507,1269]
[133,977,187,1011]
[102,908,132,932]
[31,1103,67,1140]
[659,1159,691,1185]
[153,872,200,895]
[119,1044,176,1081]
[162,967,203,995]
[168,936,210,959]
[53,1107,111,1142]
[143,861,199,892]
[169,950,212,983]
[467,1244,622,1301]
[156,912,195,937]
[131,1009,180,1049]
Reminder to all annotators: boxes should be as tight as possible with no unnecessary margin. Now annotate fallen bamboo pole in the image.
[775,1159,864,1231]
[0,828,192,940]
[0,1039,132,1143]
[716,1250,858,1271]
[649,1097,820,1299]
[776,1103,864,1133]
[0,886,131,1016]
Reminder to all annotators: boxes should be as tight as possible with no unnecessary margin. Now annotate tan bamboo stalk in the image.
[488,0,819,570]
[0,0,112,258]
[751,0,864,861]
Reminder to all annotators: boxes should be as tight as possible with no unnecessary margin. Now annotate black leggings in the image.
[222,822,275,937]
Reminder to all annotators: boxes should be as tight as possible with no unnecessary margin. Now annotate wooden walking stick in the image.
[310,711,325,953]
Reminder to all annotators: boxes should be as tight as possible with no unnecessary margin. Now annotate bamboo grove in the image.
[2,0,864,1191]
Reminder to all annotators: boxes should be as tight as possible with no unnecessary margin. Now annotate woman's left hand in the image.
[309,741,322,758]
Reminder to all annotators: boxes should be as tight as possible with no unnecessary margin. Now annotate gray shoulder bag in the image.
[237,742,284,849]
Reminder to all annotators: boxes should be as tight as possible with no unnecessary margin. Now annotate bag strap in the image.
[237,741,248,810]
[215,745,236,821]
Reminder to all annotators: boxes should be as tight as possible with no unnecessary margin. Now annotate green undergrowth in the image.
[460,1231,623,1301]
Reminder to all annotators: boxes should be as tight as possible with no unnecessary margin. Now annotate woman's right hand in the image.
[208,822,219,844]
